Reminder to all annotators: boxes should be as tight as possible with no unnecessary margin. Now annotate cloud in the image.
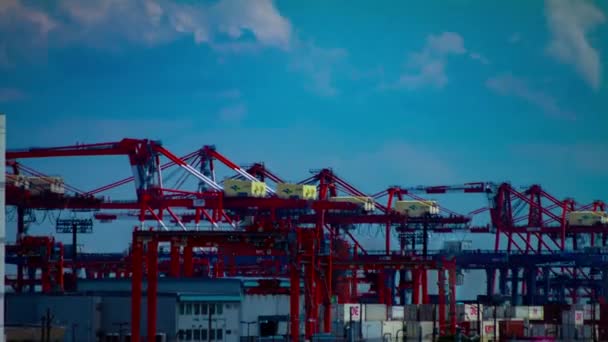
[218,103,247,122]
[0,0,291,53]
[486,74,575,119]
[545,0,606,90]
[0,1,346,98]
[0,88,26,102]
[469,52,490,65]
[389,32,486,91]
[395,32,466,90]
[289,40,348,96]
[0,0,57,37]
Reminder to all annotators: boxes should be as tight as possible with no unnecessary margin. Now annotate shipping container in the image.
[361,321,382,340]
[458,303,484,321]
[364,304,387,321]
[390,306,404,320]
[481,321,499,341]
[422,304,437,321]
[6,174,29,189]
[583,303,601,321]
[394,200,439,217]
[403,305,418,321]
[27,176,64,195]
[276,183,317,200]
[329,196,375,211]
[443,240,472,253]
[335,303,364,322]
[567,211,608,226]
[223,179,266,198]
[404,322,434,342]
[499,320,524,338]
[542,304,569,324]
[484,305,509,320]
[381,321,404,342]
[508,306,544,320]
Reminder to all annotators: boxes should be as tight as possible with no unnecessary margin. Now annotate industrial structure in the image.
[3,138,608,341]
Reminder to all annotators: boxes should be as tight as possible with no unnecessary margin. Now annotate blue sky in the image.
[1,1,608,294]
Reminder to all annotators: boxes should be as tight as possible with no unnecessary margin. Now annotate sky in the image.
[1,0,608,298]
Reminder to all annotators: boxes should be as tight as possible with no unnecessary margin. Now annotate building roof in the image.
[77,277,243,297]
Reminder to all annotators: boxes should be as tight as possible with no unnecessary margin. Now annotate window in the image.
[179,303,185,315]
[194,303,200,315]
[210,329,216,340]
[216,329,223,340]
[209,304,215,315]
[177,330,184,340]
[193,329,200,340]
[201,329,208,340]
[185,329,192,341]
[185,303,192,315]
[216,304,223,315]
[201,303,208,315]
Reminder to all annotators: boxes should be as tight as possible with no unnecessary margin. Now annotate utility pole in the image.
[71,323,78,342]
[112,321,129,342]
[40,308,54,342]
[208,304,213,342]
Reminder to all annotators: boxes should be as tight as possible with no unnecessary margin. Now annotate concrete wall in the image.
[6,294,101,342]
[177,302,240,342]
[100,295,177,339]
[1,114,6,341]
[240,295,299,336]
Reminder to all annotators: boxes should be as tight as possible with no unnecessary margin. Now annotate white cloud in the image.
[391,32,489,90]
[0,88,26,102]
[218,103,247,122]
[469,52,490,65]
[0,0,56,36]
[0,0,291,51]
[289,40,348,96]
[396,32,466,89]
[486,74,575,119]
[0,1,346,98]
[545,0,606,90]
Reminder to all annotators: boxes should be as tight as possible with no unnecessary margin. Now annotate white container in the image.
[394,200,439,217]
[337,303,364,322]
[462,304,484,321]
[390,306,404,320]
[482,321,499,340]
[513,306,530,319]
[568,211,608,226]
[381,321,404,341]
[364,304,387,321]
[583,304,601,320]
[528,306,544,320]
[6,174,29,189]
[27,176,65,195]
[330,196,375,211]
[362,321,382,339]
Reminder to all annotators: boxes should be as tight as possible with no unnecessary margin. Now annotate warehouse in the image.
[6,278,298,342]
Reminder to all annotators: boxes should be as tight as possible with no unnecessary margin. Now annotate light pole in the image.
[241,320,256,342]
[112,321,129,342]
